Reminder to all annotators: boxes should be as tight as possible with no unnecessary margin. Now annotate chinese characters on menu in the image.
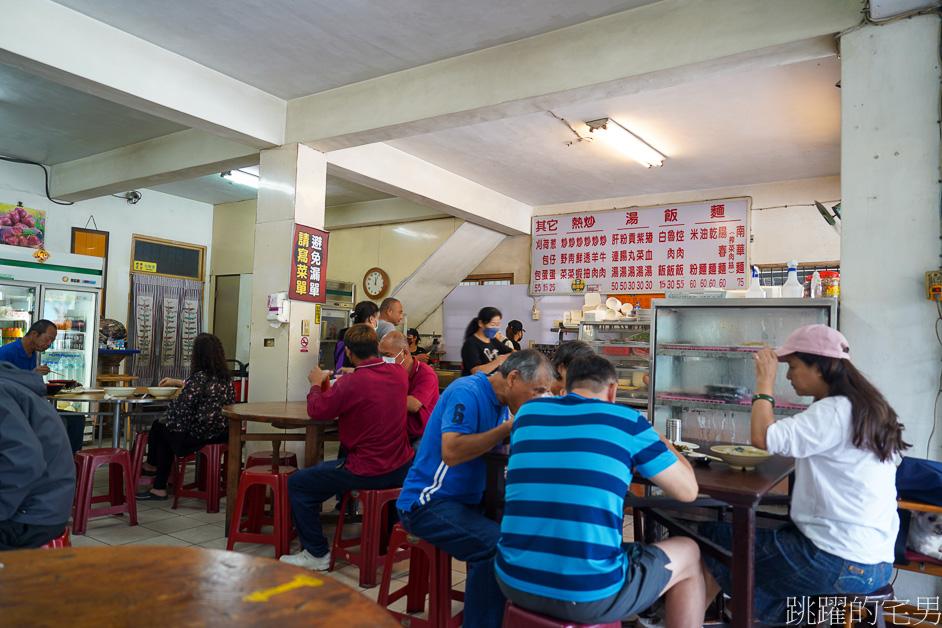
[289,225,330,303]
[530,200,749,295]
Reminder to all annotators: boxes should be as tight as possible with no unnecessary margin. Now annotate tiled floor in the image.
[74,446,635,622]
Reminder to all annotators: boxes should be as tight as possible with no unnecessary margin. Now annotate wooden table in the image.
[47,387,178,448]
[0,545,400,627]
[483,440,795,628]
[222,402,338,533]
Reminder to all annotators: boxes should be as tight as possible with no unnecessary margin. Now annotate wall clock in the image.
[363,267,390,299]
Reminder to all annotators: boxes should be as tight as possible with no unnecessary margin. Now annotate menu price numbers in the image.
[533,283,558,293]
[611,281,653,291]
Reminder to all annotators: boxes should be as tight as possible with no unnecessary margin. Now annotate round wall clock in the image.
[363,267,390,299]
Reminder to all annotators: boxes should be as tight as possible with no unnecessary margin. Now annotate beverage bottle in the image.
[782,261,803,298]
[810,271,823,298]
[745,266,766,298]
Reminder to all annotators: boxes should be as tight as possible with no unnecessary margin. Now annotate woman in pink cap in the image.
[699,324,910,624]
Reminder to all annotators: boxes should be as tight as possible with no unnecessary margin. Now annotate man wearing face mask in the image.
[379,332,440,451]
[280,324,413,571]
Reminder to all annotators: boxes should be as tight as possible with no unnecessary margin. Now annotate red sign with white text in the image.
[289,224,329,303]
[529,199,750,295]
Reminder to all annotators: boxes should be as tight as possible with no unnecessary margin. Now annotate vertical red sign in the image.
[289,224,329,303]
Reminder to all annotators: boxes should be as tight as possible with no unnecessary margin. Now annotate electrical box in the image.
[267,292,289,325]
[926,271,942,300]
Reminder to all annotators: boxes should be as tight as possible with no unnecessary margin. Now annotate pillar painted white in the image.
[841,14,941,597]
[248,144,327,403]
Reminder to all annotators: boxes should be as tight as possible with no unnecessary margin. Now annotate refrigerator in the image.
[0,246,103,386]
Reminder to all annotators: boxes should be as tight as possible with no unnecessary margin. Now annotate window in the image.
[757,262,840,286]
[130,235,205,281]
[459,273,513,286]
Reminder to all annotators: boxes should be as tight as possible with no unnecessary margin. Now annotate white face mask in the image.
[382,349,404,365]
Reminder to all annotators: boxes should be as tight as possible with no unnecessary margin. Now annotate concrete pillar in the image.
[841,14,941,597]
[248,144,327,402]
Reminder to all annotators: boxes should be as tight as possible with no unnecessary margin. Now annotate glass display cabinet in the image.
[648,298,838,444]
[579,320,651,410]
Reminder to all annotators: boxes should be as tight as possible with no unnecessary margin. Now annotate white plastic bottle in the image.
[745,265,766,298]
[782,260,804,298]
[810,271,823,298]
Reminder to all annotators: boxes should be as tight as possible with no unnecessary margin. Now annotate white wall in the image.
[0,159,215,327]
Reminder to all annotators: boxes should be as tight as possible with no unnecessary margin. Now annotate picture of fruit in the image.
[0,203,45,249]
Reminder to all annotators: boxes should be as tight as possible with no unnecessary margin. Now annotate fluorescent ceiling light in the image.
[221,169,259,188]
[585,118,666,168]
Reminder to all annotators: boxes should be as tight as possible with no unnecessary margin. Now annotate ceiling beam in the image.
[326,144,531,235]
[0,0,285,149]
[327,198,450,230]
[50,130,259,202]
[287,0,859,149]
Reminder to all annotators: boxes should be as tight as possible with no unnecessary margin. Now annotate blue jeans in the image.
[399,499,504,628]
[700,521,893,625]
[287,457,412,557]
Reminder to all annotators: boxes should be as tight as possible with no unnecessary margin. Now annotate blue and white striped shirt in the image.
[495,393,676,602]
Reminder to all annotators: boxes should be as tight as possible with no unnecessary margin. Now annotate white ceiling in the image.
[1,1,842,209]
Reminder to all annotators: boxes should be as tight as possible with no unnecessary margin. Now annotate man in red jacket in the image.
[379,331,439,450]
[281,324,413,571]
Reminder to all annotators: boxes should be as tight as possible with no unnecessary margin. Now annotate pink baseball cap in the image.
[774,325,851,361]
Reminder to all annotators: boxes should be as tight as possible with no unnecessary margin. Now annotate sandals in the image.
[135,490,168,501]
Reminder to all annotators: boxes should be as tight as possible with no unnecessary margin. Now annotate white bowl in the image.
[620,302,634,315]
[103,387,134,397]
[606,297,621,310]
[710,445,772,471]
[147,387,179,397]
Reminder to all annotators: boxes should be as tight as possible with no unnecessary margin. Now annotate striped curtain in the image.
[128,273,203,384]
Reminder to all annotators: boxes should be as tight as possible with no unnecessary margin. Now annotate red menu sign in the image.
[289,224,329,303]
[530,199,750,295]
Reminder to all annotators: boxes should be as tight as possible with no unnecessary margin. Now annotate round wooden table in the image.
[0,546,400,627]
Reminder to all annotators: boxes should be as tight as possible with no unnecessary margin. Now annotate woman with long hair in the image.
[137,333,235,501]
[337,301,379,369]
[700,325,909,624]
[460,306,513,377]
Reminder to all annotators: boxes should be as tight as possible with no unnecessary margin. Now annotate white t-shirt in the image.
[765,396,898,564]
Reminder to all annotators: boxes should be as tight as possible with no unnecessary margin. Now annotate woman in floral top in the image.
[137,333,235,501]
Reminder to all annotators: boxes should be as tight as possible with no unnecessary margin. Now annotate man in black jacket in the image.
[0,362,75,549]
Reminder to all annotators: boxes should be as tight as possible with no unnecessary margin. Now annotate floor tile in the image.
[139,515,206,534]
[87,524,164,546]
[69,535,108,547]
[168,524,227,544]
[124,535,193,547]
[183,510,227,525]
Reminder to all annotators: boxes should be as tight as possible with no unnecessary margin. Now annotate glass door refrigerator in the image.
[0,246,103,386]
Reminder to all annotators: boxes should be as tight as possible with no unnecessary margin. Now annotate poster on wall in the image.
[0,203,45,248]
[529,198,750,296]
[161,298,179,367]
[289,224,329,303]
[181,299,200,364]
[135,295,154,365]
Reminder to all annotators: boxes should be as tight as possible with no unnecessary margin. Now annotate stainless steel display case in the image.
[579,320,651,409]
[648,298,838,444]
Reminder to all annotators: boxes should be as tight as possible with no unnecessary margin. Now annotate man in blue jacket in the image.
[0,362,75,549]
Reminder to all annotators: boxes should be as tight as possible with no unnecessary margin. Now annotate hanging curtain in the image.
[128,273,203,384]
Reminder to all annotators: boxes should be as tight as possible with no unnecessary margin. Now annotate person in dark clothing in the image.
[407,328,430,363]
[0,362,75,550]
[337,300,380,370]
[460,306,512,377]
[503,319,525,351]
[137,333,235,501]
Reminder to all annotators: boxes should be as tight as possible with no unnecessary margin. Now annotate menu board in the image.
[530,199,750,295]
[289,224,329,303]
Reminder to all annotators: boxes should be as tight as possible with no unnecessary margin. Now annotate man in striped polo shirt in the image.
[496,355,706,627]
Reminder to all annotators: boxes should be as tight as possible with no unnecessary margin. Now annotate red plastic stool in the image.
[227,465,297,558]
[377,523,464,628]
[245,451,298,468]
[40,526,71,549]
[330,487,401,587]
[503,601,621,628]
[71,448,138,535]
[172,443,228,513]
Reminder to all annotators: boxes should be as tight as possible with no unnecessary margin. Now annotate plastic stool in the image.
[40,526,71,549]
[377,523,464,628]
[246,451,298,469]
[330,487,401,587]
[226,465,297,558]
[503,601,621,628]
[71,448,138,535]
[172,443,228,513]
[809,585,895,628]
